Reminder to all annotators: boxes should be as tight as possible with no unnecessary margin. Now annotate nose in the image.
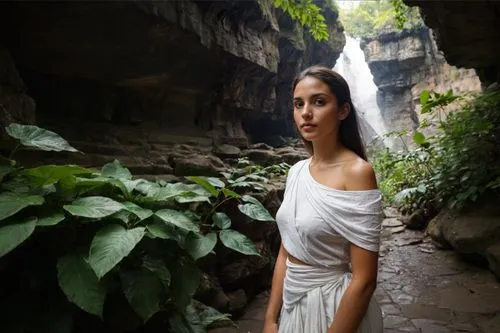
[301,103,313,120]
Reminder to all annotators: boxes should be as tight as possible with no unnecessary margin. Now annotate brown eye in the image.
[294,100,304,109]
[315,99,326,106]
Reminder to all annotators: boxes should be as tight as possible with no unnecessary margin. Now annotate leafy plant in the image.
[272,0,330,41]
[0,124,276,332]
[374,87,500,214]
[339,0,423,39]
[221,157,291,192]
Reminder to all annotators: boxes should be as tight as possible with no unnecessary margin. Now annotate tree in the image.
[339,0,423,39]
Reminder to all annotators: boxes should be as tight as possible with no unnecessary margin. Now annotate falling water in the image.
[333,36,387,141]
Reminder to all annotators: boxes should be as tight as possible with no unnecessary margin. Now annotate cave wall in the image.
[361,27,481,149]
[405,0,500,85]
[0,0,344,173]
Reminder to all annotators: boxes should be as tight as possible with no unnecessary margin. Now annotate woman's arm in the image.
[263,243,288,331]
[327,245,379,333]
[328,159,380,333]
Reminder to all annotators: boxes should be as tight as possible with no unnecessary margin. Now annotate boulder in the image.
[426,196,500,272]
[171,154,226,177]
[241,149,280,166]
[275,147,309,165]
[486,244,500,280]
[401,208,436,230]
[425,210,452,249]
[213,144,241,158]
[226,289,248,312]
[441,198,500,255]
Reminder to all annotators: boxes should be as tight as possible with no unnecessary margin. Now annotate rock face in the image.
[0,0,344,165]
[0,1,328,319]
[0,47,35,142]
[405,1,500,85]
[361,27,481,149]
[246,1,345,144]
[426,195,500,279]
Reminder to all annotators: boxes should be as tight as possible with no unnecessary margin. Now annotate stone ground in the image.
[211,211,500,333]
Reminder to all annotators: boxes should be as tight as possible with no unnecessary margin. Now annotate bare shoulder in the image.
[343,158,378,191]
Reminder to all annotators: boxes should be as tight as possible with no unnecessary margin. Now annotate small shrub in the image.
[374,87,500,213]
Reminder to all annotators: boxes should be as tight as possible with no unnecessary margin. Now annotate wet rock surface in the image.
[212,216,500,333]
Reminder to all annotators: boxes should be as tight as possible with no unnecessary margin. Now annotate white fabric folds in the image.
[275,158,384,332]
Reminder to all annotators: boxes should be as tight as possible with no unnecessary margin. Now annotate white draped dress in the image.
[275,158,384,333]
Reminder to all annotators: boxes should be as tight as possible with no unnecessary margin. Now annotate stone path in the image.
[211,214,500,333]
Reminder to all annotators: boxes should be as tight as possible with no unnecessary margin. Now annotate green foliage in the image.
[272,0,330,41]
[0,124,281,332]
[340,0,423,39]
[6,123,80,153]
[374,88,500,214]
[432,88,500,208]
[419,89,461,122]
[221,157,290,192]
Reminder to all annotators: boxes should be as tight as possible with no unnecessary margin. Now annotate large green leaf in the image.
[206,177,225,188]
[135,180,160,196]
[219,230,259,256]
[57,254,106,318]
[37,211,65,227]
[24,165,93,186]
[238,199,274,221]
[120,269,164,322]
[101,160,132,180]
[412,130,426,146]
[110,210,132,224]
[198,305,232,328]
[169,260,202,310]
[146,221,186,247]
[171,301,231,332]
[212,212,231,229]
[0,216,37,257]
[146,221,171,240]
[6,123,79,152]
[0,175,32,194]
[63,196,124,219]
[0,192,44,221]
[186,176,219,197]
[88,225,145,278]
[419,89,430,106]
[0,164,14,183]
[142,183,194,202]
[142,257,171,288]
[175,192,211,204]
[155,209,199,232]
[121,179,145,193]
[222,188,240,199]
[184,232,217,260]
[123,201,153,221]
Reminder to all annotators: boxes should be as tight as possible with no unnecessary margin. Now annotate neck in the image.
[310,133,344,164]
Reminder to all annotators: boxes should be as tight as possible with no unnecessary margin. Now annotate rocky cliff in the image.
[361,27,481,148]
[0,0,344,173]
[0,1,343,319]
[405,0,500,85]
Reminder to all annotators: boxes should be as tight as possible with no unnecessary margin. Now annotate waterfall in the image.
[333,36,387,143]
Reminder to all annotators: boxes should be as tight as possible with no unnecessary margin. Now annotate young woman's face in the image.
[293,76,347,142]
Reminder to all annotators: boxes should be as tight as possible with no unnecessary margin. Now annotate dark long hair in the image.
[292,65,367,161]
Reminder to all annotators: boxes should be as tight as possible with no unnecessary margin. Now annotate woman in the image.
[263,66,383,333]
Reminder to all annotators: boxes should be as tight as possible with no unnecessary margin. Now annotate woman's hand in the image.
[262,321,278,333]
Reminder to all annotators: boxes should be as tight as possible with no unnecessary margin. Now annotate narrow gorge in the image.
[0,1,499,333]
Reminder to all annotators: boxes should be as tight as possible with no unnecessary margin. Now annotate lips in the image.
[301,123,317,131]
